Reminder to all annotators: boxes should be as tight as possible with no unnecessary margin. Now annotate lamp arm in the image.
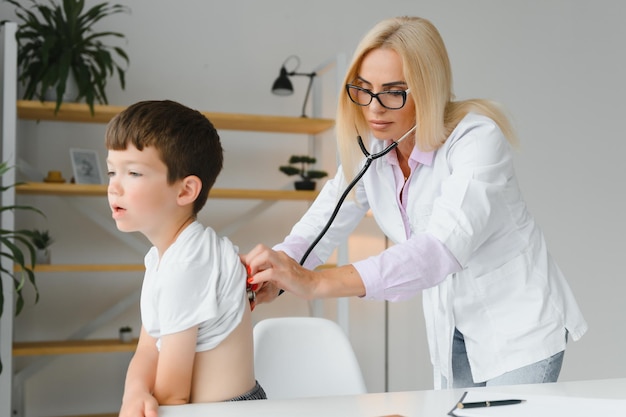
[289,71,316,118]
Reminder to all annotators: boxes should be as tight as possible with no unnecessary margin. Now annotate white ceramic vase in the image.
[35,248,51,264]
[43,74,79,103]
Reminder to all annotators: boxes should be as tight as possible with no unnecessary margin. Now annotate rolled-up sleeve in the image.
[273,234,323,271]
[354,233,461,302]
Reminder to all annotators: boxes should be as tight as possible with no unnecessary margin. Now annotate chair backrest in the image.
[253,317,367,400]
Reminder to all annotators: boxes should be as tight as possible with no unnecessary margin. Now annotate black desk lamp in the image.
[271,55,316,118]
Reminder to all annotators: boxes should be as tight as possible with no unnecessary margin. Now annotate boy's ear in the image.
[177,175,202,206]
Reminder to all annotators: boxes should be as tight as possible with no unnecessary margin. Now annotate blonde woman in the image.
[244,16,587,389]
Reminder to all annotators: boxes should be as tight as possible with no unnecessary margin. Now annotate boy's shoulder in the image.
[176,221,238,256]
[163,221,242,273]
[146,221,244,291]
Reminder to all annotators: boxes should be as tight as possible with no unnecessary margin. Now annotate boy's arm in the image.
[152,326,199,405]
[119,326,159,417]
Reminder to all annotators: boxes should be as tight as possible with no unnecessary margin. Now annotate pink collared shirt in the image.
[353,143,461,302]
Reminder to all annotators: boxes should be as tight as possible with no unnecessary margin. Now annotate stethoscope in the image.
[298,124,417,265]
[248,124,417,301]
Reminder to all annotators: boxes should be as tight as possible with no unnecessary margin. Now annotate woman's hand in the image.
[249,280,282,307]
[241,254,282,309]
[243,244,319,300]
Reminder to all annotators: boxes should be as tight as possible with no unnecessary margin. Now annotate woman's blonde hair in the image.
[336,16,518,181]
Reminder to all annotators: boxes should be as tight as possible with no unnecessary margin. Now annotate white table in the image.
[159,378,626,417]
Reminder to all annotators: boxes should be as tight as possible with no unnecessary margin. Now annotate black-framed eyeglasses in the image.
[345,84,411,110]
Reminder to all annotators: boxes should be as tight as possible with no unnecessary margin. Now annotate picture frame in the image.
[69,148,104,185]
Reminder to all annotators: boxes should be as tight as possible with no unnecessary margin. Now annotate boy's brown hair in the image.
[105,100,223,214]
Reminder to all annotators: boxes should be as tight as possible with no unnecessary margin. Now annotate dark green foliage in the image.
[0,161,44,373]
[26,229,53,249]
[279,155,328,181]
[3,0,130,114]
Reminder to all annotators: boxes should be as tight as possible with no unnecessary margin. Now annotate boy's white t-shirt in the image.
[140,221,246,352]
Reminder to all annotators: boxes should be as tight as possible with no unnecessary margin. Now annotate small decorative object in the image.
[119,326,133,343]
[43,170,66,183]
[4,0,130,115]
[28,229,54,264]
[70,148,104,184]
[279,155,328,191]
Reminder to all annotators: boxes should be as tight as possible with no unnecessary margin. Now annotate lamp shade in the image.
[271,66,294,96]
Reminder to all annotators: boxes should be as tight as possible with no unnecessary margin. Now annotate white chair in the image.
[253,317,367,399]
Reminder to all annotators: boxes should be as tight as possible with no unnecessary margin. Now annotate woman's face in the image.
[353,48,416,142]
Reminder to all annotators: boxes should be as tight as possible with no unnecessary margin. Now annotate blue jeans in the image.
[445,328,565,388]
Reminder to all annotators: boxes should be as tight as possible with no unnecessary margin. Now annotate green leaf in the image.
[0,160,44,376]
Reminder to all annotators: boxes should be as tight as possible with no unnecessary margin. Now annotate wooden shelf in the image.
[32,412,117,417]
[15,264,144,273]
[13,338,138,356]
[16,182,319,200]
[45,413,117,417]
[17,182,107,197]
[210,188,319,201]
[16,100,335,134]
[17,263,336,273]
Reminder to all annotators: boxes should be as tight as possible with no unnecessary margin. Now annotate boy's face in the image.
[106,144,181,237]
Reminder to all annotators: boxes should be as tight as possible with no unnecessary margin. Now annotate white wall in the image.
[1,1,625,416]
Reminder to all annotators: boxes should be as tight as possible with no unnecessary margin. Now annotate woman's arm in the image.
[245,169,369,304]
[355,233,461,302]
[244,244,366,299]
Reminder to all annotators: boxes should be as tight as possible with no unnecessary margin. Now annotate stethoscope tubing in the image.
[267,126,417,297]
[298,137,398,266]
[298,125,416,266]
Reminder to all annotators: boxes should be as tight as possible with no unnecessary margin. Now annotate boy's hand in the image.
[119,391,158,417]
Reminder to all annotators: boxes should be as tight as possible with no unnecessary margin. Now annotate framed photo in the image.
[70,148,104,184]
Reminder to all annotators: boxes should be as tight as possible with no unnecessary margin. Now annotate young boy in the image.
[106,100,265,416]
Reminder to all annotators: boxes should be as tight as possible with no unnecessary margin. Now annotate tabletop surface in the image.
[159,378,626,417]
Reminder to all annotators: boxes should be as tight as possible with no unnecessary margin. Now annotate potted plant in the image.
[27,229,53,264]
[279,155,328,190]
[0,161,44,373]
[3,0,130,115]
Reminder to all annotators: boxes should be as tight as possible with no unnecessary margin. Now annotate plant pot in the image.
[43,74,79,103]
[294,180,316,191]
[35,248,51,264]
[119,328,133,343]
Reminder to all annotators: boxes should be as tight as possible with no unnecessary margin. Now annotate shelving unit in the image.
[3,102,334,417]
[15,183,320,280]
[8,107,330,292]
[3,22,343,417]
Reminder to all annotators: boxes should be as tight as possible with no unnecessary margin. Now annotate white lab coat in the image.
[286,112,588,387]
